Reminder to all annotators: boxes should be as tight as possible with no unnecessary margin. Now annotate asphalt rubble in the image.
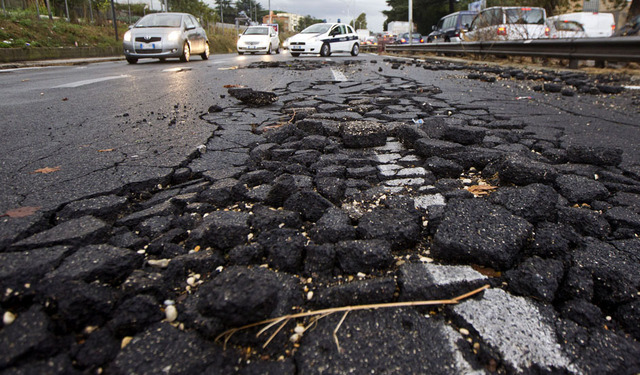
[1,58,640,374]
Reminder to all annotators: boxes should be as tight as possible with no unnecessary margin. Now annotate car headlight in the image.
[167,31,181,42]
[123,30,131,42]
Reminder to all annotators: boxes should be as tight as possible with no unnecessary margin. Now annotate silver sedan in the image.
[123,12,209,64]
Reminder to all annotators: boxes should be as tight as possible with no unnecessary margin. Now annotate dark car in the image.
[396,32,424,44]
[427,11,477,42]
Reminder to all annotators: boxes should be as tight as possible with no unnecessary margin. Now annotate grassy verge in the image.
[1,12,291,55]
[0,12,124,48]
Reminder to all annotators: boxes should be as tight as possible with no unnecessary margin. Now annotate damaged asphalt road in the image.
[1,53,640,374]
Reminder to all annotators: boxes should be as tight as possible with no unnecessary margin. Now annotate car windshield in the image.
[136,14,182,28]
[461,14,475,26]
[505,8,545,25]
[245,27,269,35]
[300,23,331,34]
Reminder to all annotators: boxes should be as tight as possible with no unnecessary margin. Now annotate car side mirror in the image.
[186,25,196,30]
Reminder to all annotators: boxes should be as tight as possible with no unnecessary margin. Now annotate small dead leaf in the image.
[218,66,238,71]
[62,98,69,101]
[467,184,498,196]
[32,166,61,174]
[21,79,30,82]
[262,123,286,131]
[2,206,41,218]
[223,84,245,88]
[98,149,115,152]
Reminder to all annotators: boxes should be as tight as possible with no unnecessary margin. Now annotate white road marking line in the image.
[162,67,192,72]
[0,67,44,73]
[331,68,348,82]
[54,74,130,88]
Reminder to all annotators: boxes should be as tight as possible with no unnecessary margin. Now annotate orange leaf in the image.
[467,184,498,196]
[98,149,115,152]
[32,166,61,174]
[2,206,41,218]
[223,84,245,88]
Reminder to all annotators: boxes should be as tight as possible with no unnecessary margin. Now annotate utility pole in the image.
[110,0,118,41]
[45,0,52,20]
[408,0,413,45]
[88,0,94,23]
[268,0,271,24]
[35,0,40,19]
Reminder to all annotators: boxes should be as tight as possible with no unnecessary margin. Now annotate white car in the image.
[546,19,587,39]
[237,25,280,55]
[549,12,615,37]
[463,7,549,41]
[287,23,360,57]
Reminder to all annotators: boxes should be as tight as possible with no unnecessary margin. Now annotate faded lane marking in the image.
[331,69,347,82]
[54,75,130,88]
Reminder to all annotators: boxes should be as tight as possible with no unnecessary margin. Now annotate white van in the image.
[463,7,548,41]
[549,12,615,37]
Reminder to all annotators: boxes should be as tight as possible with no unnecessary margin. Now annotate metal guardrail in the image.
[362,36,640,65]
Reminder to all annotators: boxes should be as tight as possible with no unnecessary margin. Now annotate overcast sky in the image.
[251,0,391,32]
[142,0,391,32]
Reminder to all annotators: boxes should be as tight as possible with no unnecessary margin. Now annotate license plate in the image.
[291,47,303,51]
[139,43,158,50]
[248,46,257,49]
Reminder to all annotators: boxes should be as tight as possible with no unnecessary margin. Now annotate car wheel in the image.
[180,42,190,62]
[291,52,300,57]
[201,42,210,60]
[126,57,138,64]
[238,51,244,55]
[320,43,330,57]
[267,43,272,55]
[444,37,451,42]
[159,57,166,62]
[350,43,359,56]
[276,46,280,54]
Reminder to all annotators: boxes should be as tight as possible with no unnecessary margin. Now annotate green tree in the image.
[296,15,324,31]
[171,0,215,22]
[351,12,367,29]
[235,0,264,22]
[214,0,235,23]
[383,0,448,35]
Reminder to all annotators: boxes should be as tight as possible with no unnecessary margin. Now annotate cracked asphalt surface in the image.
[0,52,639,374]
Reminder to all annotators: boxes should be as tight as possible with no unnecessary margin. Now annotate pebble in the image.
[148,259,170,268]
[121,336,133,349]
[294,324,306,335]
[307,291,314,300]
[290,333,301,343]
[459,328,470,336]
[3,311,16,325]
[165,305,178,322]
